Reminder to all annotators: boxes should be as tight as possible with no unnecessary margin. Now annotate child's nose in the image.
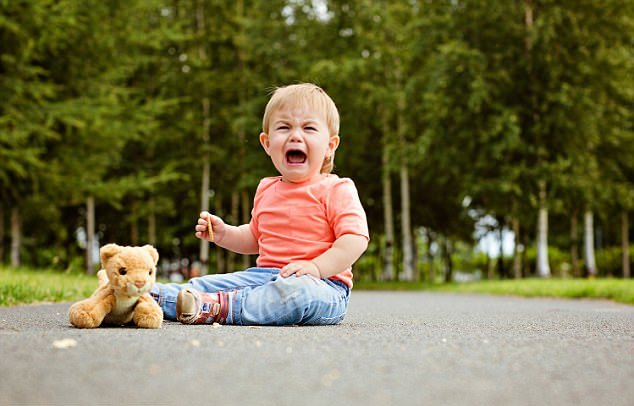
[289,129,304,141]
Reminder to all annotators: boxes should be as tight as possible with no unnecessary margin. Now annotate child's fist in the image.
[195,211,224,242]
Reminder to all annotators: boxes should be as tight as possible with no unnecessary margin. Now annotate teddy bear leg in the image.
[133,295,163,329]
[68,289,114,328]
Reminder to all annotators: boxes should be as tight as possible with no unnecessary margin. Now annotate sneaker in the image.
[176,288,229,324]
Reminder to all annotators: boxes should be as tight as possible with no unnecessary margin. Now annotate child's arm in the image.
[195,211,259,255]
[280,234,368,279]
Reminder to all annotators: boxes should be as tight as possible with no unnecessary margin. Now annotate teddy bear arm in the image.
[132,294,163,329]
[68,287,115,328]
[97,269,109,288]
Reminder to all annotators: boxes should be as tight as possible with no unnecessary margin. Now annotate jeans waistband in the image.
[327,279,351,299]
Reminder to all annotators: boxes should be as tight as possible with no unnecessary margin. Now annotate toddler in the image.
[151,83,369,325]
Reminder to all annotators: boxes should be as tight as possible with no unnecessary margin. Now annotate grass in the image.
[355,278,634,305]
[1,267,633,306]
[0,267,98,307]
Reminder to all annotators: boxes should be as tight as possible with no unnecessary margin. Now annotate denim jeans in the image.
[151,267,350,326]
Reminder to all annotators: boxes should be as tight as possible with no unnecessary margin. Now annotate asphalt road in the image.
[0,291,632,406]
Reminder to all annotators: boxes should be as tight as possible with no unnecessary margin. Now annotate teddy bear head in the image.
[100,243,159,297]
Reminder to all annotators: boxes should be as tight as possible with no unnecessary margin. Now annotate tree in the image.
[2,0,632,281]
[0,1,60,265]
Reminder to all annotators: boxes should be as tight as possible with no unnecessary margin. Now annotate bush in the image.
[518,244,632,278]
[523,246,571,277]
[596,245,634,277]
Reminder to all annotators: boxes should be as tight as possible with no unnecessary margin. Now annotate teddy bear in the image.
[68,243,163,329]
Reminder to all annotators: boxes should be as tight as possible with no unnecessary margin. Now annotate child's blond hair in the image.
[262,83,340,174]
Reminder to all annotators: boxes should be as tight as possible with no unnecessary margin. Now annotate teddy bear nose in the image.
[134,281,145,288]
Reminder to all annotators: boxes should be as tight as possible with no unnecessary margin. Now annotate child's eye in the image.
[276,125,289,131]
[305,126,317,131]
[118,268,127,275]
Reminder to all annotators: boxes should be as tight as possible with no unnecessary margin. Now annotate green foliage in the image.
[453,249,489,276]
[0,1,632,279]
[596,245,634,278]
[523,245,576,277]
[519,244,634,278]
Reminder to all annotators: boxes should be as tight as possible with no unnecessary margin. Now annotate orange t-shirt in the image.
[249,174,369,288]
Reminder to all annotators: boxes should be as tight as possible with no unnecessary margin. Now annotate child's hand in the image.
[195,211,226,243]
[280,261,321,279]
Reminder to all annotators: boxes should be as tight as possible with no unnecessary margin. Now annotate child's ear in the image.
[259,132,271,155]
[328,135,340,153]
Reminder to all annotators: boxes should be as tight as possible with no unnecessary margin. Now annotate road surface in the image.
[1,291,632,405]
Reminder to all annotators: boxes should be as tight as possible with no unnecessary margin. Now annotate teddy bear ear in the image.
[143,245,159,265]
[100,244,121,266]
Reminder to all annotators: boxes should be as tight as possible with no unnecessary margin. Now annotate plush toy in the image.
[69,243,163,329]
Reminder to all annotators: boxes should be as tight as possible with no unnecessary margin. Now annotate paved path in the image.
[0,292,632,406]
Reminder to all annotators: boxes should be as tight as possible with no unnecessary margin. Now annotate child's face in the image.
[260,106,339,183]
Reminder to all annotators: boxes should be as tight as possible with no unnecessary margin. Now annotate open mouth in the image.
[286,149,307,165]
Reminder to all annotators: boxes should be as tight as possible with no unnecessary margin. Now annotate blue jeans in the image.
[151,267,350,326]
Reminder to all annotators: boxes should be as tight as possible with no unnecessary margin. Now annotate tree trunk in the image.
[148,198,156,246]
[215,193,225,274]
[10,206,20,267]
[197,0,211,276]
[226,191,239,274]
[241,189,250,270]
[413,231,420,282]
[497,219,505,278]
[584,210,597,278]
[524,0,533,50]
[512,216,521,279]
[525,0,548,279]
[426,229,435,284]
[0,205,4,264]
[622,211,630,278]
[522,232,529,277]
[86,196,95,274]
[235,0,249,272]
[399,162,414,281]
[200,119,211,268]
[443,239,453,283]
[393,61,414,282]
[487,252,493,280]
[130,200,138,245]
[536,180,551,277]
[570,211,579,277]
[381,143,395,281]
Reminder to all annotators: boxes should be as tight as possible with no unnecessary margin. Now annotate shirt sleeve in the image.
[249,178,271,241]
[326,178,370,240]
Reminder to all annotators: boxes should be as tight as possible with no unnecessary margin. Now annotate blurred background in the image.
[1,0,632,283]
